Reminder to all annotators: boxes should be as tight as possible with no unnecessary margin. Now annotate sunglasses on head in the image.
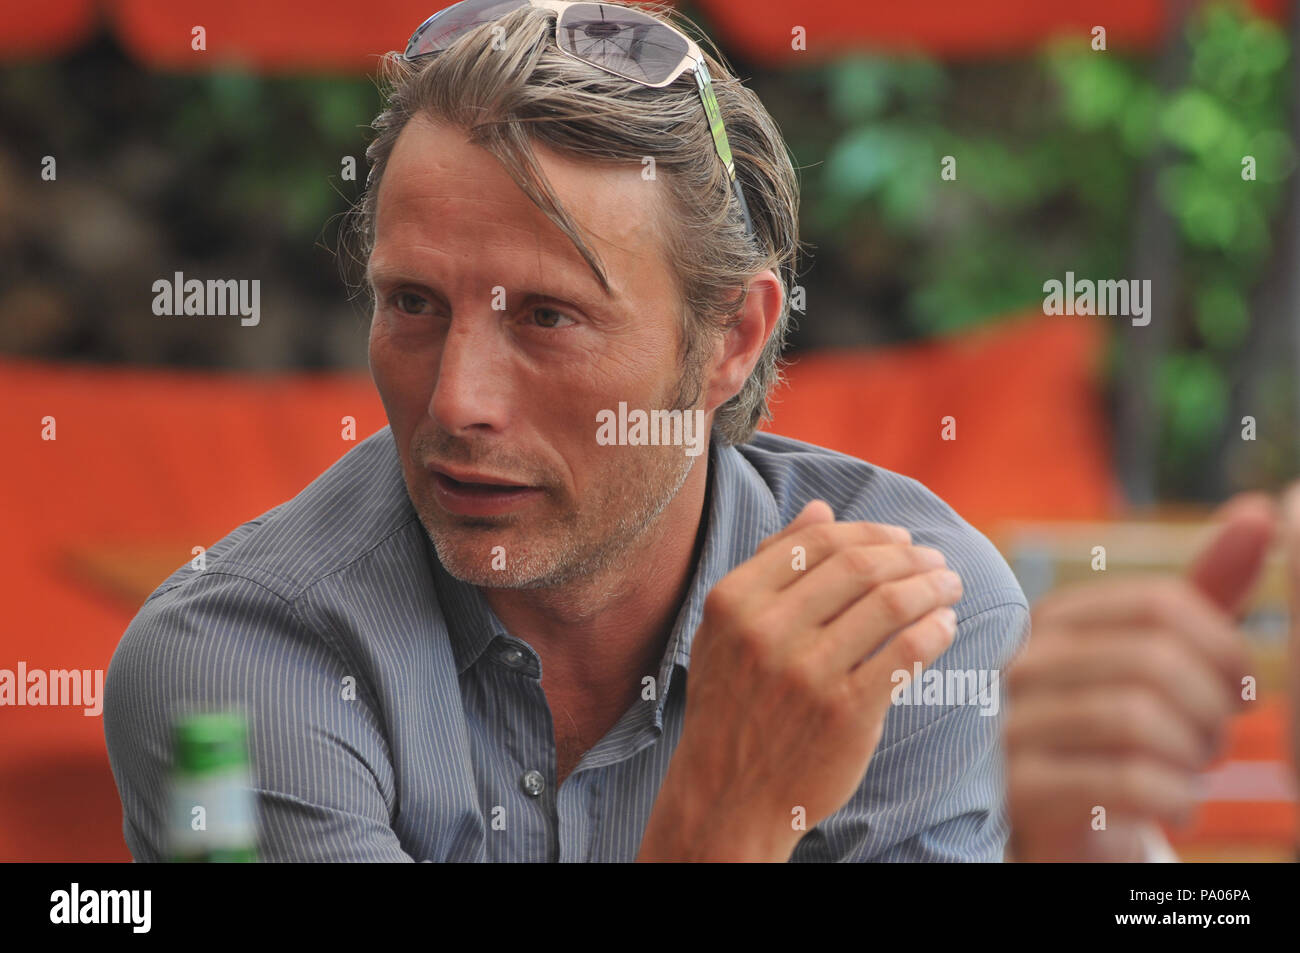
[400,0,756,239]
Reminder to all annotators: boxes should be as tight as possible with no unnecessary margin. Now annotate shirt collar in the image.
[428,534,507,675]
[662,436,782,674]
[428,435,783,686]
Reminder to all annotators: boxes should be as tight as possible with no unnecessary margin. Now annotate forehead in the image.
[369,113,672,302]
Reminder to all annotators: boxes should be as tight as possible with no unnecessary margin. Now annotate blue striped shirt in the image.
[104,426,1030,862]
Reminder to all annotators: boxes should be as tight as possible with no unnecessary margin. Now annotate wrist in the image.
[638,760,798,862]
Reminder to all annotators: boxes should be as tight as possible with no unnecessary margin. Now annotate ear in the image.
[702,269,784,415]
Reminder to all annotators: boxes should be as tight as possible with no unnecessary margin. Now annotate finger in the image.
[1188,491,1276,618]
[1031,577,1247,689]
[1008,752,1199,833]
[745,519,916,593]
[1005,686,1208,772]
[830,570,963,674]
[850,603,958,714]
[778,543,949,631]
[1007,629,1233,745]
[754,500,836,554]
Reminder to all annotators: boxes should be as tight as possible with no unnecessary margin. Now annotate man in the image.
[104,1,1030,861]
[1005,488,1298,862]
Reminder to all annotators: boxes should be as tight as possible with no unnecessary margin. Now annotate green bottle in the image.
[167,711,259,862]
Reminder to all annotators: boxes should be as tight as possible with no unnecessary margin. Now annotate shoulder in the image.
[106,426,417,737]
[735,431,1028,623]
[140,426,418,606]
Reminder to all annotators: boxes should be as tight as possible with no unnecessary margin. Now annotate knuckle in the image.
[805,522,839,552]
[703,583,740,624]
[823,683,858,725]
[733,623,780,675]
[779,656,820,695]
[839,545,879,580]
[893,624,928,661]
[875,579,913,623]
[734,614,774,652]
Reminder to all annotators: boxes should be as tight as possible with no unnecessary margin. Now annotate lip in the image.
[426,463,543,517]
[429,463,529,487]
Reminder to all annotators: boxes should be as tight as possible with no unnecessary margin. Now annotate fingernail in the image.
[938,607,958,634]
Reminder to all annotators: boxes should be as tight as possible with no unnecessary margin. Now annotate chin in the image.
[425,517,629,591]
[423,520,557,589]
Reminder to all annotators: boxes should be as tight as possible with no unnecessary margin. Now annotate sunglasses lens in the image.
[555,2,690,86]
[405,0,529,58]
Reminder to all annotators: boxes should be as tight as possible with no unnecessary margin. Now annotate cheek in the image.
[369,319,435,425]
[541,354,681,491]
[367,314,395,378]
[574,331,679,406]
[368,321,400,408]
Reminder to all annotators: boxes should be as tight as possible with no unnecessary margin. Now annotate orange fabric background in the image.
[762,314,1118,525]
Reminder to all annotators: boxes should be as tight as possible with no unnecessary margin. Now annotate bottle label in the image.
[168,767,258,856]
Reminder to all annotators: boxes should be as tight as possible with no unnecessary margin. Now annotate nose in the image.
[429,313,511,436]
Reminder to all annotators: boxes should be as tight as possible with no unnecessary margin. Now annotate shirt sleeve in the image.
[103,570,414,862]
[793,596,1031,862]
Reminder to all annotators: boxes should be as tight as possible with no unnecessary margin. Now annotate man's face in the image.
[368,114,705,589]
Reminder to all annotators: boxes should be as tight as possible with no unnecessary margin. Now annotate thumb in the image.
[1187,491,1276,618]
[755,499,835,553]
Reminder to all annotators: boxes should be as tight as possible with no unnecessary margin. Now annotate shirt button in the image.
[500,647,525,668]
[520,769,545,798]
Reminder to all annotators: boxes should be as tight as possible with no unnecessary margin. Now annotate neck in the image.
[482,452,711,689]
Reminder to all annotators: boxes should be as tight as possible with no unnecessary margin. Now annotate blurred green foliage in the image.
[789,2,1294,495]
[169,72,377,240]
[0,41,383,366]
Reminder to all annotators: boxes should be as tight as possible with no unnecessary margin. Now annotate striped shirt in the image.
[104,426,1030,862]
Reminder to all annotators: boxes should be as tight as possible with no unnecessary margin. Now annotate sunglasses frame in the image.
[400,0,755,239]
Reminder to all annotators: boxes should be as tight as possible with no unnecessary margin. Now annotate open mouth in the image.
[433,472,533,496]
[428,466,544,517]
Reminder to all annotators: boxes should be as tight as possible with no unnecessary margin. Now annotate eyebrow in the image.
[365,260,616,311]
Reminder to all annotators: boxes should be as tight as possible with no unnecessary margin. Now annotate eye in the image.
[391,291,431,315]
[531,306,576,329]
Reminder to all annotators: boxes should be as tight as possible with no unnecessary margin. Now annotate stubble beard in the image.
[421,442,697,591]
[419,363,708,592]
